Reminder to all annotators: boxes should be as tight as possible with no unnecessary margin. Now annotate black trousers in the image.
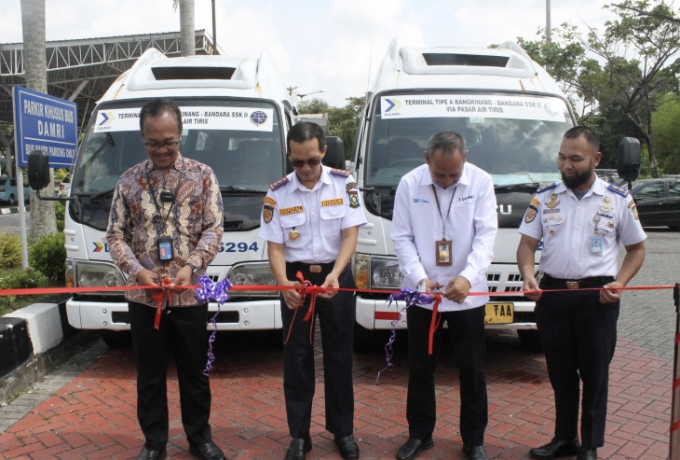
[535,280,619,448]
[405,304,488,447]
[280,263,356,438]
[129,301,213,450]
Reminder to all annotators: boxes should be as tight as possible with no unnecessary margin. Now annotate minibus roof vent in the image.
[151,66,236,80]
[422,53,509,68]
[399,45,536,78]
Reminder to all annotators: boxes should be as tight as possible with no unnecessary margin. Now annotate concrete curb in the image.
[0,205,29,215]
[0,299,98,405]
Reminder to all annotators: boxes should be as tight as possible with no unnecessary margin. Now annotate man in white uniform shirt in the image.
[258,122,366,460]
[517,126,646,460]
[391,131,498,460]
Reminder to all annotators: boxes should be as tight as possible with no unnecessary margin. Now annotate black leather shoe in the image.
[334,434,360,460]
[189,441,227,460]
[577,447,597,460]
[529,437,580,459]
[284,435,312,460]
[396,437,434,460]
[136,446,167,460]
[463,445,489,460]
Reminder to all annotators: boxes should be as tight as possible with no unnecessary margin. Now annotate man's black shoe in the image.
[463,445,489,460]
[577,447,597,460]
[189,441,227,460]
[136,446,167,460]
[396,437,434,460]
[284,435,312,460]
[529,437,580,459]
[334,434,360,460]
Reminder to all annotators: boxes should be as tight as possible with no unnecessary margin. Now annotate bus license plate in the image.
[484,303,514,324]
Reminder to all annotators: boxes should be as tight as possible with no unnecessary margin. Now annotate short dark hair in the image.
[140,98,183,135]
[428,132,467,156]
[287,121,325,153]
[564,126,600,152]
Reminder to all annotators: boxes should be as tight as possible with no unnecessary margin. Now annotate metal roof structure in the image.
[0,30,216,131]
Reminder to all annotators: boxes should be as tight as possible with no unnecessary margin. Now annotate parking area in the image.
[0,230,678,459]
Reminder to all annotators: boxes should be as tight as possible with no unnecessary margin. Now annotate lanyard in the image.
[146,158,184,235]
[431,184,456,240]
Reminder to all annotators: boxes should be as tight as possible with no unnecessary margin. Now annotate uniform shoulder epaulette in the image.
[330,168,351,177]
[269,176,289,191]
[608,183,629,197]
[536,182,558,193]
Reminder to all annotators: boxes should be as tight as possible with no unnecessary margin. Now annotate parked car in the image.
[0,176,30,206]
[630,178,680,229]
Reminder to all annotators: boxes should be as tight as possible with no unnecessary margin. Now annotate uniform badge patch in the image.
[263,205,274,223]
[631,204,639,220]
[346,182,358,192]
[264,196,276,207]
[321,198,344,206]
[545,193,560,209]
[280,206,304,216]
[348,191,360,208]
[524,205,538,224]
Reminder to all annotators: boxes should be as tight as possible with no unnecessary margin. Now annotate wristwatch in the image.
[185,263,199,275]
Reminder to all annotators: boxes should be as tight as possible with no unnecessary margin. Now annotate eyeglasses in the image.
[289,157,323,168]
[143,139,180,150]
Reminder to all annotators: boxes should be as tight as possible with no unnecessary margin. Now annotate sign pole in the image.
[11,101,29,269]
[671,284,680,460]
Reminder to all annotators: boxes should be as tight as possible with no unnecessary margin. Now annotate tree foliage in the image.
[515,0,680,178]
[294,96,365,160]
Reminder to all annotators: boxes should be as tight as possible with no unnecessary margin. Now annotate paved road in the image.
[0,223,677,459]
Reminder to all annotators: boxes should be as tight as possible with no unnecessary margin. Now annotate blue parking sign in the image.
[13,86,78,168]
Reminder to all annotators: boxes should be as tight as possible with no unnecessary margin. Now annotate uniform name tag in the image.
[280,206,304,216]
[321,198,344,207]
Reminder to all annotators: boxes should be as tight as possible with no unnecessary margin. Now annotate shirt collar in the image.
[290,165,331,192]
[419,162,471,189]
[144,153,184,173]
[556,175,606,198]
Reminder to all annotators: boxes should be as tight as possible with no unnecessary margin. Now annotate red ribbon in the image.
[152,278,174,330]
[282,272,322,345]
[0,283,673,297]
[428,293,443,355]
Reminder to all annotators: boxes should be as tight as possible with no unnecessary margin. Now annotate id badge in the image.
[157,236,174,261]
[435,239,452,266]
[590,235,603,254]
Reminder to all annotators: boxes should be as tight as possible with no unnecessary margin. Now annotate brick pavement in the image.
[0,325,672,460]
[0,228,677,459]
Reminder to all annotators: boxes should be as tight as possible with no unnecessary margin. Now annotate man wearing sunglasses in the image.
[258,121,366,460]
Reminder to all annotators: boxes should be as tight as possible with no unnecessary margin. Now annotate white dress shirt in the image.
[518,178,646,279]
[258,165,367,263]
[391,162,498,312]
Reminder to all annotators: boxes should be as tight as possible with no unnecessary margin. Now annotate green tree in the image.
[328,96,365,159]
[173,0,195,57]
[652,94,680,173]
[514,0,680,178]
[297,98,331,114]
[21,0,57,241]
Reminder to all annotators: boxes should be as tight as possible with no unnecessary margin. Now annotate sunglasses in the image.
[289,157,323,168]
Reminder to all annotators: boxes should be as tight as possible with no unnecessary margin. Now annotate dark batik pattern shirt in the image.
[106,154,223,307]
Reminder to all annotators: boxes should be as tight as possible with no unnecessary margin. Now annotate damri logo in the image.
[97,112,114,127]
[383,98,402,113]
[92,242,109,252]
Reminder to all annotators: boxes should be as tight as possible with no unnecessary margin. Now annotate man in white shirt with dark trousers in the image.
[391,131,498,460]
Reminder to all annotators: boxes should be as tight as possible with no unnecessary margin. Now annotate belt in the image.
[541,273,614,290]
[287,261,334,274]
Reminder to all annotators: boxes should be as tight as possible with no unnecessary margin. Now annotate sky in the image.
[0,0,616,107]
